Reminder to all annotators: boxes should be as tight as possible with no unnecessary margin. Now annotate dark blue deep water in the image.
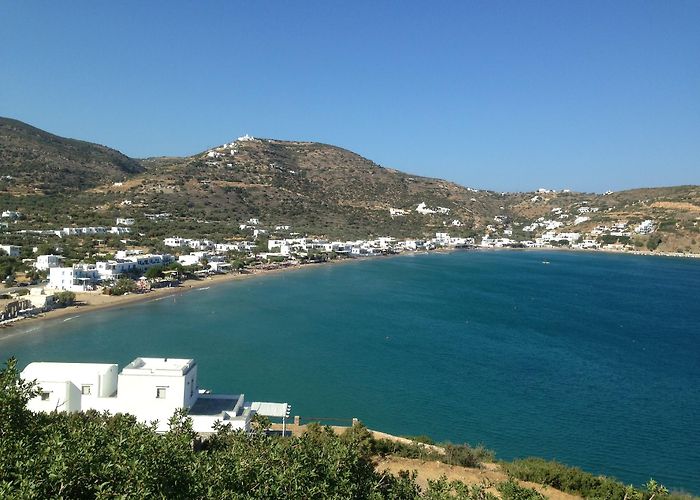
[2,251,699,493]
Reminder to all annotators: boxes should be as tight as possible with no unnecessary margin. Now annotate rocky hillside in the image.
[0,117,143,193]
[0,117,698,253]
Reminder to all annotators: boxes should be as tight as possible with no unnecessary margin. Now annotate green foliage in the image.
[404,434,437,445]
[145,264,165,279]
[496,479,546,500]
[106,278,137,296]
[0,362,421,498]
[374,436,493,469]
[647,236,662,251]
[502,458,673,500]
[646,479,670,499]
[3,273,14,287]
[423,475,498,500]
[444,443,495,468]
[53,291,76,307]
[250,412,272,432]
[600,235,631,245]
[0,361,689,499]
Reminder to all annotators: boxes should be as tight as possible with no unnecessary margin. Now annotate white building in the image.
[21,357,290,433]
[35,254,63,271]
[0,244,20,257]
[95,260,138,280]
[635,220,655,234]
[60,227,108,237]
[49,265,100,291]
[1,210,21,219]
[164,237,187,247]
[116,218,135,226]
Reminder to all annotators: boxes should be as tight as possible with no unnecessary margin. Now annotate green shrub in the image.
[54,290,76,306]
[497,479,546,500]
[501,458,666,500]
[444,443,495,468]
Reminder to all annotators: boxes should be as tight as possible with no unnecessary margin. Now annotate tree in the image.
[644,479,668,500]
[145,265,164,280]
[647,236,662,251]
[3,273,14,288]
[54,291,76,307]
[108,278,137,296]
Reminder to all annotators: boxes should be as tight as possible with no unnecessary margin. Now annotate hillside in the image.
[0,117,698,253]
[133,137,506,238]
[0,117,143,194]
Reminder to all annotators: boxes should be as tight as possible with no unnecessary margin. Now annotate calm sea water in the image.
[2,251,699,493]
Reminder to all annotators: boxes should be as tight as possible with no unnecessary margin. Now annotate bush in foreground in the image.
[1,358,684,499]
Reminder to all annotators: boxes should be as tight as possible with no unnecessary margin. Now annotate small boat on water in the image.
[542,261,550,264]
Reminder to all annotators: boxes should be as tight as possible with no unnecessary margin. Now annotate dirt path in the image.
[376,456,580,500]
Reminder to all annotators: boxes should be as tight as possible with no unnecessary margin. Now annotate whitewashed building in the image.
[635,220,655,234]
[1,210,21,219]
[0,245,21,257]
[21,357,290,433]
[35,254,63,271]
[95,260,138,280]
[48,265,100,291]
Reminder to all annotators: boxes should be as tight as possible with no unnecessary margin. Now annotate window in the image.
[81,385,92,395]
[156,387,166,399]
[40,391,50,401]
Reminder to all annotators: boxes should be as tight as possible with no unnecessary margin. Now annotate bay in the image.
[2,250,699,493]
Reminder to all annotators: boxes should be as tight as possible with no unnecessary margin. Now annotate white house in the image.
[178,252,211,266]
[95,260,138,280]
[0,245,21,257]
[164,237,187,248]
[110,227,131,235]
[116,218,135,226]
[21,357,290,433]
[35,254,63,271]
[48,265,100,291]
[635,220,655,234]
[127,254,175,271]
[1,210,21,219]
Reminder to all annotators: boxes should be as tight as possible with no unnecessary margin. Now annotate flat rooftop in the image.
[121,357,195,376]
[21,362,117,380]
[189,394,243,417]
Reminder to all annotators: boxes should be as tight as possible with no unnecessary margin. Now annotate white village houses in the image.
[22,357,290,434]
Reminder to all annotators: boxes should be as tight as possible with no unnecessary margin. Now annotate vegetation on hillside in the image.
[2,358,691,499]
[0,117,143,193]
[1,117,698,253]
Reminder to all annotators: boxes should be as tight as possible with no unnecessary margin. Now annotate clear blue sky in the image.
[1,1,698,192]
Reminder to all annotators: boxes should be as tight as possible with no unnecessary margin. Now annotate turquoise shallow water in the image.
[2,250,699,493]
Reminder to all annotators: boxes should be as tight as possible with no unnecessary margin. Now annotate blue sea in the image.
[2,250,699,493]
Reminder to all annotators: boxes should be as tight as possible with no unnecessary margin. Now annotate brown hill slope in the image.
[0,118,697,253]
[0,117,143,194]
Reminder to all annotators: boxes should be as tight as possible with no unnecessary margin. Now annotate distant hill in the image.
[0,117,143,193]
[0,117,698,254]
[134,137,507,237]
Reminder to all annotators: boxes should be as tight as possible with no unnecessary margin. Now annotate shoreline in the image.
[1,245,697,342]
[0,257,372,342]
